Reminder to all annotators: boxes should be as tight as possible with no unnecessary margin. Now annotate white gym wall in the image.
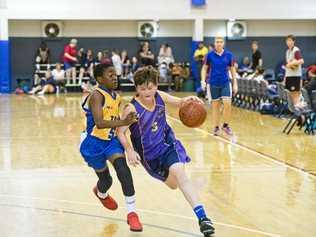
[6,0,316,20]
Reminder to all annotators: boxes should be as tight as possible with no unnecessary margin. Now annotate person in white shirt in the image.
[52,63,65,82]
[52,63,66,93]
[246,67,265,82]
[158,43,174,65]
[112,49,122,90]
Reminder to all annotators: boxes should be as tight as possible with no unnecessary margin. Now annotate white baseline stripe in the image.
[0,194,282,237]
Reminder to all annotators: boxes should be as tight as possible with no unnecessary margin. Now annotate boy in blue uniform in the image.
[117,66,215,236]
[80,63,142,231]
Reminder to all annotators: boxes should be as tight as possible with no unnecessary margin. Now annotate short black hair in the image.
[40,41,47,50]
[134,66,159,87]
[94,63,114,80]
[286,35,296,41]
[112,48,119,54]
[103,49,111,57]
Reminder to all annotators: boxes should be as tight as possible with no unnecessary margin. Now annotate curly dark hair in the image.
[94,63,114,81]
[133,66,159,87]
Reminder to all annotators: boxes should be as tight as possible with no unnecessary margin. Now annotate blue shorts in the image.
[141,140,190,182]
[64,62,76,70]
[80,134,124,170]
[210,83,232,101]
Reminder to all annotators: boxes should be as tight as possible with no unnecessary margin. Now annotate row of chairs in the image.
[232,79,268,111]
[232,78,316,135]
[281,86,316,135]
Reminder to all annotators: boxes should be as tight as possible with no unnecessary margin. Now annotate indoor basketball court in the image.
[0,1,316,237]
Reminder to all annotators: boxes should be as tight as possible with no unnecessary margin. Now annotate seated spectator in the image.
[181,62,191,80]
[35,41,51,67]
[158,43,174,65]
[276,61,286,82]
[176,62,191,92]
[102,49,112,64]
[78,48,86,84]
[52,63,65,82]
[159,62,169,82]
[79,49,94,85]
[52,63,66,93]
[121,50,131,78]
[112,49,122,90]
[170,63,183,91]
[305,64,316,98]
[112,49,122,77]
[28,73,45,95]
[307,64,316,81]
[139,42,155,66]
[131,57,140,73]
[95,51,104,66]
[37,70,56,95]
[238,56,252,77]
[78,48,85,62]
[246,66,266,83]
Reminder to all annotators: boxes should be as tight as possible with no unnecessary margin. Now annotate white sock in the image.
[125,195,136,213]
[97,190,108,199]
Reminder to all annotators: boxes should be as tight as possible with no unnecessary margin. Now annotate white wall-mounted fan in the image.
[41,21,63,38]
[227,21,247,40]
[138,21,158,40]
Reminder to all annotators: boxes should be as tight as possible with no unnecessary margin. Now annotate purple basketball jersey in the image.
[129,92,188,162]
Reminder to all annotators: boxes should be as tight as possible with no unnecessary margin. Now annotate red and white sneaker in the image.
[127,212,143,232]
[93,186,118,211]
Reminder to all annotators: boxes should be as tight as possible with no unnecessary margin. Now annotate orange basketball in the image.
[179,100,207,128]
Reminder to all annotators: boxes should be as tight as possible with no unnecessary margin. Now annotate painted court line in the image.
[167,115,316,179]
[0,194,282,237]
[0,203,201,237]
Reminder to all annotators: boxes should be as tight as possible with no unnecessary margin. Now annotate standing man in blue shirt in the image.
[201,37,238,136]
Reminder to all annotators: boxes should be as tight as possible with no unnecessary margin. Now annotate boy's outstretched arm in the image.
[158,90,204,108]
[89,91,137,129]
[117,104,141,167]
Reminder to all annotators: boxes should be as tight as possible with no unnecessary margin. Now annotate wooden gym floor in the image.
[0,93,315,237]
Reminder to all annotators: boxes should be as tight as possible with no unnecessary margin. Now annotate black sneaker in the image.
[199,217,215,236]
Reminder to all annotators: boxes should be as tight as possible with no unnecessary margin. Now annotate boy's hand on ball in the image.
[182,96,204,105]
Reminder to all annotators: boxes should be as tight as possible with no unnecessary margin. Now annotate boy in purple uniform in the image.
[117,66,215,236]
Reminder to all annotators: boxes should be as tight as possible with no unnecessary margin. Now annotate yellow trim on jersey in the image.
[91,88,121,140]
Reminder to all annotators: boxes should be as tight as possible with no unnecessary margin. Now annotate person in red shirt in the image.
[307,65,316,80]
[63,39,78,85]
[305,64,316,98]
